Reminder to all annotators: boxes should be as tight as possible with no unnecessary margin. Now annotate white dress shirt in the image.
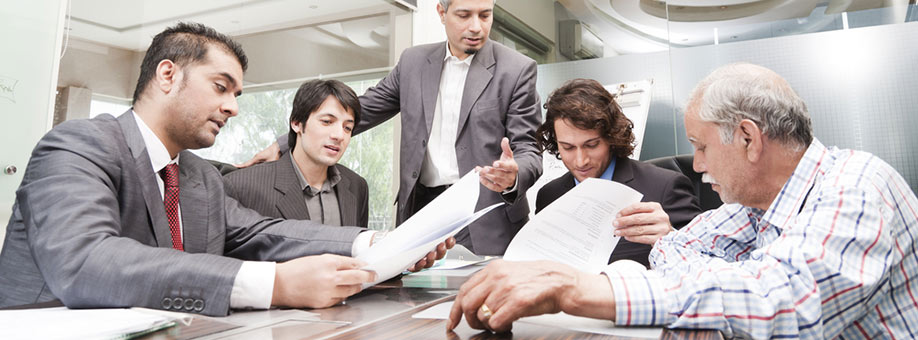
[134,112,275,309]
[419,43,475,187]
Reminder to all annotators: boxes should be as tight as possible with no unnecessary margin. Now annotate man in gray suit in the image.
[243,0,542,255]
[0,23,447,316]
[225,80,369,227]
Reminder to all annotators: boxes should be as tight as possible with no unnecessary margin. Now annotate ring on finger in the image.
[480,304,493,319]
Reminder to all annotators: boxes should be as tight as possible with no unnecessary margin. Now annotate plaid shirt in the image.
[604,139,918,339]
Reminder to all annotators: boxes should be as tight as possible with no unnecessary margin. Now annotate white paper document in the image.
[0,307,192,340]
[504,178,643,274]
[358,170,503,287]
[412,301,662,339]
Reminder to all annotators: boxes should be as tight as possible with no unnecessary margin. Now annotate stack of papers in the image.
[0,307,191,339]
[358,170,502,287]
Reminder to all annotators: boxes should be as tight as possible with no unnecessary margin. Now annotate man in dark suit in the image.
[225,80,369,228]
[0,23,448,316]
[534,79,701,267]
[241,0,542,255]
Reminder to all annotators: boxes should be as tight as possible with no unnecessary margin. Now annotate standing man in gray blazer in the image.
[225,80,370,228]
[0,23,448,316]
[243,0,543,255]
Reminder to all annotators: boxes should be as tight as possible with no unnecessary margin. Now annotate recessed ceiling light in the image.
[309,5,318,9]
[230,20,240,24]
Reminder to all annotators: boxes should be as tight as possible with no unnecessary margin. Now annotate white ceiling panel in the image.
[67,0,395,50]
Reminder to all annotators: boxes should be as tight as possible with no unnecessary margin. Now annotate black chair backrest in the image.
[645,154,723,211]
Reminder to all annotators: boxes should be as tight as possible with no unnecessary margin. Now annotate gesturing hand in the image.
[478,137,518,193]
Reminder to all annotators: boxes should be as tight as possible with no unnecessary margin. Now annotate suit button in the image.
[161,298,173,309]
[183,298,195,311]
[193,299,205,312]
[421,139,427,147]
[412,171,418,178]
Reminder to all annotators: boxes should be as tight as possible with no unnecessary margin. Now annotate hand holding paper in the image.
[503,178,643,274]
[613,201,673,245]
[357,170,504,288]
[447,178,647,334]
[406,237,455,272]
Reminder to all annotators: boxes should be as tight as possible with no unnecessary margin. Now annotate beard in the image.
[164,100,220,151]
[464,48,478,55]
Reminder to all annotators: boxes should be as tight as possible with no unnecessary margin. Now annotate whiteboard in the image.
[0,0,67,245]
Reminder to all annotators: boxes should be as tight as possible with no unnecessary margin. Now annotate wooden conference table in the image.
[127,272,724,340]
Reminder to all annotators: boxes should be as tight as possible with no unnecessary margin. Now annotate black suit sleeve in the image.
[358,177,369,228]
[535,186,549,214]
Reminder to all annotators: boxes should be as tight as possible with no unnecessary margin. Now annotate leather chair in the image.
[645,154,723,211]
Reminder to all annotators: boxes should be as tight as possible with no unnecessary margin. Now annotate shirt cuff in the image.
[230,261,276,310]
[602,260,667,326]
[351,230,376,257]
[501,175,520,194]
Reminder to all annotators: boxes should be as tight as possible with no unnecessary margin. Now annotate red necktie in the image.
[159,163,184,251]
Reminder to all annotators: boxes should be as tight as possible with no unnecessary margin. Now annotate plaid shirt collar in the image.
[747,138,829,231]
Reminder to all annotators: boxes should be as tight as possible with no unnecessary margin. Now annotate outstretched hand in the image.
[477,137,518,193]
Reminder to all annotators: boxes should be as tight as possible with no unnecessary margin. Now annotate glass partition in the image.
[539,1,918,193]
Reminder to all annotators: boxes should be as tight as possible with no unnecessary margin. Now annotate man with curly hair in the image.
[535,78,702,266]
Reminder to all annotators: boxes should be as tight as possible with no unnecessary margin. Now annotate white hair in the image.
[688,63,813,151]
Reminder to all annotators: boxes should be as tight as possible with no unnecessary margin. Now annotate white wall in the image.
[413,0,447,45]
[237,29,389,84]
[497,0,557,41]
[58,38,140,100]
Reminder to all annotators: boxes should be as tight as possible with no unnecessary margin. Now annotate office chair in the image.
[645,154,723,211]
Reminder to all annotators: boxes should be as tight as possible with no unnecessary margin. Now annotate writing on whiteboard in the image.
[0,76,18,103]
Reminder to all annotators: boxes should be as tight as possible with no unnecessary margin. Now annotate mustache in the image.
[702,173,717,185]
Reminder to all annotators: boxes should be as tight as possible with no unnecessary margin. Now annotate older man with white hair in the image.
[448,63,918,339]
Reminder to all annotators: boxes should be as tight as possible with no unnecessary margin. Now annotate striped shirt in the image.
[604,139,918,339]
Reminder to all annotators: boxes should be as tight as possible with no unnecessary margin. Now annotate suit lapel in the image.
[611,157,635,185]
[178,155,208,253]
[118,112,173,248]
[422,46,447,135]
[560,172,576,193]
[335,165,357,226]
[457,42,495,135]
[275,153,310,220]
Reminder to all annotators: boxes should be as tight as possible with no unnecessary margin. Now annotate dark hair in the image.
[132,22,248,104]
[536,78,635,159]
[287,79,362,149]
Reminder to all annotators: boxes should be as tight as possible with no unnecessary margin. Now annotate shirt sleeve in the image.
[228,231,374,310]
[230,261,276,309]
[351,230,376,257]
[610,184,896,339]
